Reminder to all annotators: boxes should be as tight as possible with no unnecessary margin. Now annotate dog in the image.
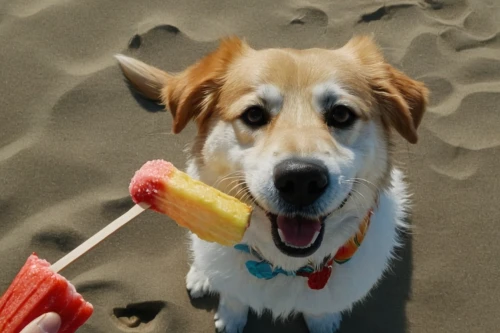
[116,35,428,333]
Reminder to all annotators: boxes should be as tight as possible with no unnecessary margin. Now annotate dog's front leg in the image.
[304,312,342,333]
[214,294,249,333]
[186,265,212,298]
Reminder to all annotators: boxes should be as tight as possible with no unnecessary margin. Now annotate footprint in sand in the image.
[420,0,469,20]
[122,24,215,71]
[420,76,454,107]
[100,197,136,221]
[440,27,500,52]
[454,57,500,84]
[5,0,71,18]
[128,34,142,50]
[401,33,449,76]
[112,301,166,330]
[427,92,500,150]
[290,7,328,27]
[428,141,481,181]
[32,226,86,253]
[463,7,500,36]
[280,7,330,48]
[357,4,414,23]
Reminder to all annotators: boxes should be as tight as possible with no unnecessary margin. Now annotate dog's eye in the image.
[325,105,357,129]
[241,106,269,128]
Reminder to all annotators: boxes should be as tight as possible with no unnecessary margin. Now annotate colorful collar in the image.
[235,208,374,290]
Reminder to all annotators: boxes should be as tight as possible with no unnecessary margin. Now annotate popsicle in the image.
[0,159,251,333]
[0,254,93,333]
[129,159,253,246]
[0,201,147,333]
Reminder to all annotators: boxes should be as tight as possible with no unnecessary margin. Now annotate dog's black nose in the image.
[273,158,329,207]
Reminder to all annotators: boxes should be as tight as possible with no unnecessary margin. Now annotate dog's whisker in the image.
[227,181,257,206]
[215,174,245,182]
[224,183,250,198]
[213,174,246,190]
[212,171,246,187]
[223,177,245,187]
[346,181,376,198]
[234,186,250,200]
[214,178,235,191]
[349,189,367,218]
[240,191,255,205]
[349,178,378,188]
[238,190,249,201]
[213,170,245,180]
[350,187,367,203]
[343,178,379,192]
[227,182,246,197]
[252,191,267,208]
[214,177,246,190]
[222,179,246,192]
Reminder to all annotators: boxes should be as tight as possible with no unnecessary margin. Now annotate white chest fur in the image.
[186,165,409,319]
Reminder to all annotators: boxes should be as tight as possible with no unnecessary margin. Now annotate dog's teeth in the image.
[277,229,286,242]
[310,231,320,245]
[278,229,320,249]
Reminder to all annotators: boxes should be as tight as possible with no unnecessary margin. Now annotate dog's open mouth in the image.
[265,193,351,257]
[268,213,325,257]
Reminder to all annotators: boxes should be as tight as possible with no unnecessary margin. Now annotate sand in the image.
[1,0,499,332]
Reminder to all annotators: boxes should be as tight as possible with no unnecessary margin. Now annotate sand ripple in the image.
[1,0,500,332]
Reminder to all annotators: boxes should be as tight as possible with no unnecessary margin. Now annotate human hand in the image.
[20,313,61,333]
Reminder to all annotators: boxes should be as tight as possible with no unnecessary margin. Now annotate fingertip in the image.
[37,312,61,333]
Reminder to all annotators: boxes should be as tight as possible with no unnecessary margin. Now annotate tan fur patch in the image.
[117,35,428,165]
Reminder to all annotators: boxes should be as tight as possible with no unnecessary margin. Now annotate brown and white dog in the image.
[116,36,428,333]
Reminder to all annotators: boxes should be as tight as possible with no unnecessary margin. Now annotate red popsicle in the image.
[0,171,152,332]
[0,253,93,333]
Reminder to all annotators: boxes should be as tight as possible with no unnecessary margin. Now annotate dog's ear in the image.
[377,65,429,143]
[116,36,249,134]
[343,36,429,144]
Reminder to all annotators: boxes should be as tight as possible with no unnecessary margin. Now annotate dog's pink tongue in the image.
[276,216,321,247]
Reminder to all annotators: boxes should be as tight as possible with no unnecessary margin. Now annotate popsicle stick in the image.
[51,203,150,273]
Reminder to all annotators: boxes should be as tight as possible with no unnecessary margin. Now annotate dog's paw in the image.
[214,312,247,333]
[186,265,211,298]
[304,312,342,333]
[214,296,248,333]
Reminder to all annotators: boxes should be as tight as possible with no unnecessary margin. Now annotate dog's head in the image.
[117,36,428,267]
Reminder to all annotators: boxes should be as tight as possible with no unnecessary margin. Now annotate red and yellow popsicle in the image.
[0,159,250,333]
[129,159,253,246]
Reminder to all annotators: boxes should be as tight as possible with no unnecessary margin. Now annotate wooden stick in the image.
[51,203,150,273]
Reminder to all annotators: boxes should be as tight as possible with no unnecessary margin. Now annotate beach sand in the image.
[1,0,500,332]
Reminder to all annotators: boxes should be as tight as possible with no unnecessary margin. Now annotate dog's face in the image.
[117,36,427,266]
